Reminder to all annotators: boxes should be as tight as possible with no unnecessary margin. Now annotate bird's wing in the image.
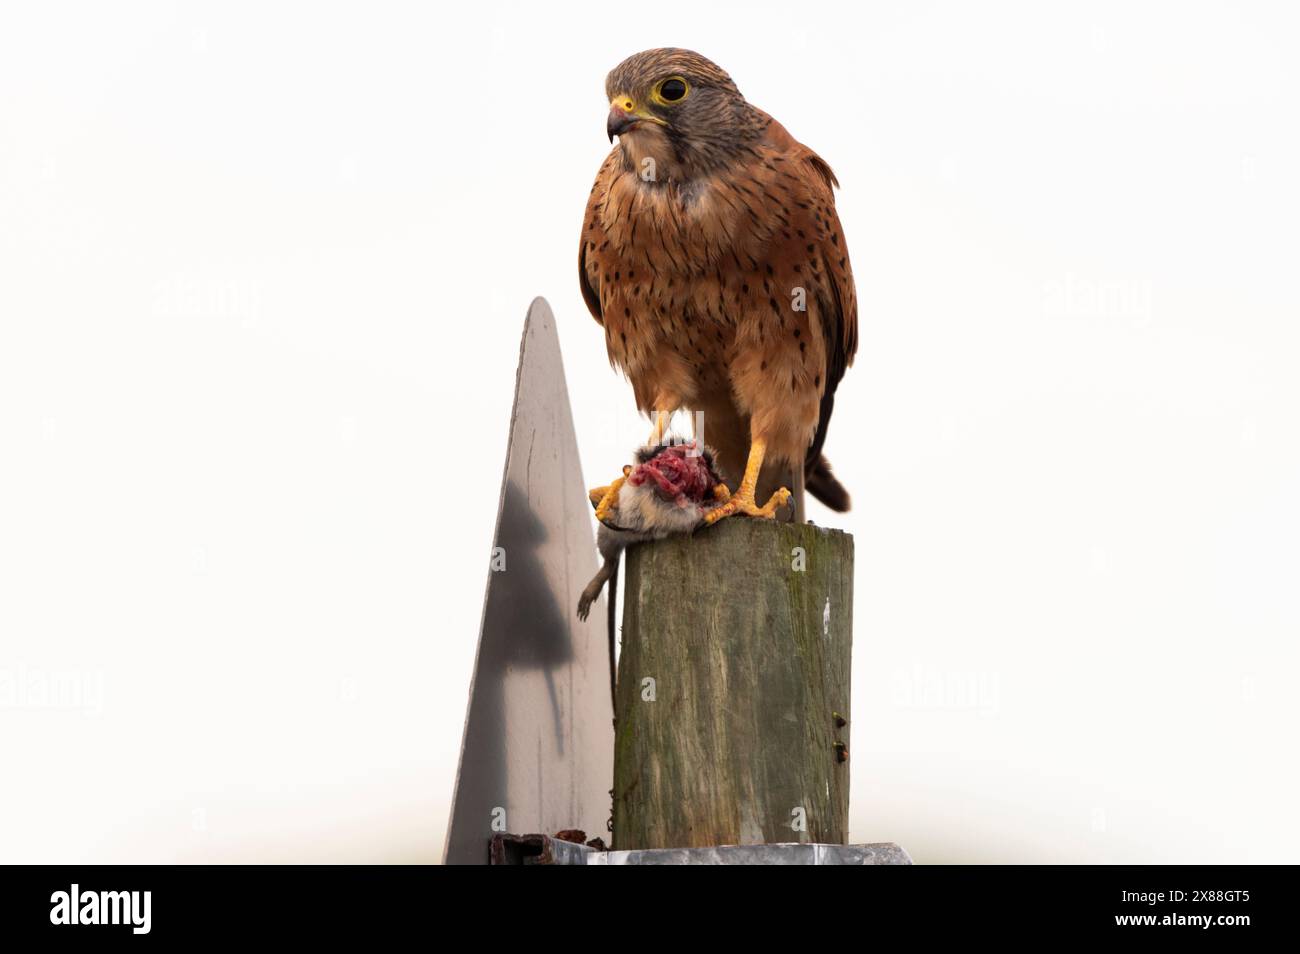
[787,140,857,392]
[578,151,619,325]
[759,118,858,474]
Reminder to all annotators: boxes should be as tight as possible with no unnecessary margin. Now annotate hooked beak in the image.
[607,101,636,142]
[606,95,665,142]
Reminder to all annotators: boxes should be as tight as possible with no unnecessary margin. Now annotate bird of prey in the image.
[579,48,857,523]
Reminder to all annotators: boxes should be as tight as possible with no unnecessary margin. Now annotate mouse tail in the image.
[606,554,620,718]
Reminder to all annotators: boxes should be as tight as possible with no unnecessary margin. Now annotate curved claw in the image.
[592,478,624,523]
[704,486,791,524]
[590,466,633,523]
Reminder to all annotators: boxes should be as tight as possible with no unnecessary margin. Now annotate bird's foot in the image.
[589,467,632,523]
[703,485,791,524]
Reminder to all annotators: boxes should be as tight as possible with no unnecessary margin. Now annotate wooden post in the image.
[612,519,853,849]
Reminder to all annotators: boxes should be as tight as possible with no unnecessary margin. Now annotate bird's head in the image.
[604,48,765,183]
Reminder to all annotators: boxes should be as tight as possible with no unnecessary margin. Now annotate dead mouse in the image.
[579,440,728,710]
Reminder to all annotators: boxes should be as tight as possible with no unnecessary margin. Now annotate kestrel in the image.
[579,48,857,522]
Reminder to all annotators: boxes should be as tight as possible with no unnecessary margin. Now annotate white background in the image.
[2,1,1296,863]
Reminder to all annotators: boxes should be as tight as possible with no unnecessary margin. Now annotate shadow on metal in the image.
[443,298,614,865]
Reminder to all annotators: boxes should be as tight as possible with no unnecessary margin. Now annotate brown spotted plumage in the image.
[580,48,857,517]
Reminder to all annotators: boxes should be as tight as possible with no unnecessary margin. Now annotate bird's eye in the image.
[655,77,689,104]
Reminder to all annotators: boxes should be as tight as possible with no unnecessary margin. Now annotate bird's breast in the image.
[601,168,775,283]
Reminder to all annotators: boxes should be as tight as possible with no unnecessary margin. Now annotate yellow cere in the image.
[609,93,669,127]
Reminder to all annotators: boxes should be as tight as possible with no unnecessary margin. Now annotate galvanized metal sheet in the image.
[489,834,913,865]
[443,297,614,864]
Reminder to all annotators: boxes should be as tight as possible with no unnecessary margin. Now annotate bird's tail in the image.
[805,454,851,512]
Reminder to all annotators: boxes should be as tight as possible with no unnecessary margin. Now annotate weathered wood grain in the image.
[613,518,853,849]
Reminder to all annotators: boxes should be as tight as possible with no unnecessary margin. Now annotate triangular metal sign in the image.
[443,297,614,864]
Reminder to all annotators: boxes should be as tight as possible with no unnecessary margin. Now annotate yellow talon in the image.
[590,466,633,523]
[704,486,790,524]
[701,436,790,524]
